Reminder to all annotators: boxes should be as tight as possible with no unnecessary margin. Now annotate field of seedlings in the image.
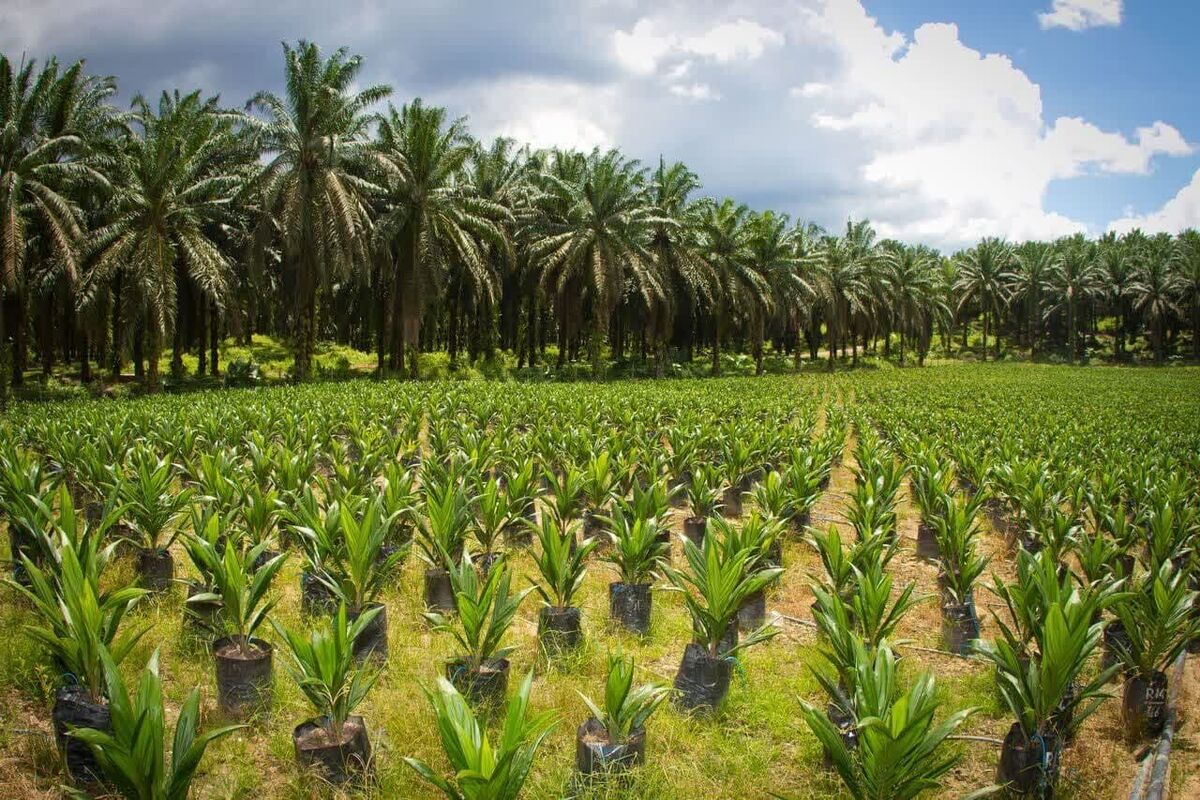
[0,364,1198,800]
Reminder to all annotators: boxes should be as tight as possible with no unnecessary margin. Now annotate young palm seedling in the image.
[1110,562,1199,740]
[70,648,243,800]
[604,509,670,634]
[664,534,782,712]
[907,448,955,560]
[119,449,193,591]
[290,490,347,615]
[800,639,976,800]
[930,489,990,654]
[6,488,149,784]
[502,458,541,547]
[682,465,722,547]
[184,519,288,716]
[317,498,405,660]
[416,478,474,612]
[976,554,1115,796]
[529,514,597,655]
[782,449,828,534]
[404,671,557,799]
[581,450,619,540]
[472,474,512,573]
[426,549,531,706]
[719,440,756,518]
[274,606,383,783]
[713,512,785,630]
[575,651,672,776]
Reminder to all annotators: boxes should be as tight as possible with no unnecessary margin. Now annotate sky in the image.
[2,0,1198,252]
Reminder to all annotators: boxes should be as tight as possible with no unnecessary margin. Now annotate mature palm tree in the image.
[530,149,658,377]
[693,198,763,375]
[786,220,822,368]
[1,55,113,385]
[1173,229,1200,360]
[1094,232,1136,360]
[85,91,247,388]
[372,100,507,376]
[844,219,880,361]
[466,137,529,361]
[646,159,710,376]
[1130,233,1180,363]
[882,243,936,365]
[813,234,868,371]
[1044,235,1099,362]
[249,40,389,381]
[955,237,1013,361]
[934,256,959,356]
[743,210,797,374]
[1008,241,1055,356]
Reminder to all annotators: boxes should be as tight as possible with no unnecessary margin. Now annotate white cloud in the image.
[1038,0,1122,31]
[1109,169,1200,234]
[669,82,720,101]
[682,19,784,63]
[613,16,782,75]
[788,0,1189,246]
[442,77,616,152]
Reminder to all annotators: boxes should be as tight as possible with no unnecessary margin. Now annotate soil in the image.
[214,639,268,660]
[294,718,363,750]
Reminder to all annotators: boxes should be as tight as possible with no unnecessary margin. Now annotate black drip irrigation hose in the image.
[1129,651,1187,800]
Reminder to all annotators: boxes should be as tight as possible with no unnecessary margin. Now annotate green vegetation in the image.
[0,364,1197,798]
[4,44,1200,405]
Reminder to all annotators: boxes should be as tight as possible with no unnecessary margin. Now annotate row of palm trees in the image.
[3,42,1199,389]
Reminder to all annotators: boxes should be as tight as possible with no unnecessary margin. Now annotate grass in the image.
[0,364,1197,798]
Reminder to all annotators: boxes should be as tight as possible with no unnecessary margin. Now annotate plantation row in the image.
[0,367,1198,798]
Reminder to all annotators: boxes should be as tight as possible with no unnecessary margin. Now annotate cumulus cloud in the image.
[788,0,1189,246]
[613,17,782,74]
[1109,169,1200,234]
[1038,0,1123,31]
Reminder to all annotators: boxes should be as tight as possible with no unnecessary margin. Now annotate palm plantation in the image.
[2,41,1200,391]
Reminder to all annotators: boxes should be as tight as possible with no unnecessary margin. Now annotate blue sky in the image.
[869,0,1200,234]
[2,0,1196,250]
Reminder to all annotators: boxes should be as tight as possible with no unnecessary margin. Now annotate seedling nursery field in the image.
[0,363,1198,800]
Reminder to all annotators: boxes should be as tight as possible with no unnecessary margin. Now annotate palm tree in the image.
[1044,235,1099,362]
[1,56,113,386]
[1130,233,1180,364]
[530,149,658,377]
[955,237,1013,361]
[1008,241,1055,357]
[86,91,249,388]
[744,210,796,374]
[372,100,507,376]
[249,40,389,381]
[647,159,711,376]
[844,220,880,362]
[882,244,937,365]
[1173,229,1200,361]
[693,198,764,375]
[466,137,529,363]
[812,234,868,371]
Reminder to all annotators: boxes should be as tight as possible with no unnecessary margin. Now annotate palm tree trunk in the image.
[590,312,605,378]
[197,295,207,376]
[11,289,25,387]
[110,272,123,377]
[80,333,91,383]
[711,321,721,376]
[981,310,988,362]
[209,300,219,377]
[1192,300,1199,361]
